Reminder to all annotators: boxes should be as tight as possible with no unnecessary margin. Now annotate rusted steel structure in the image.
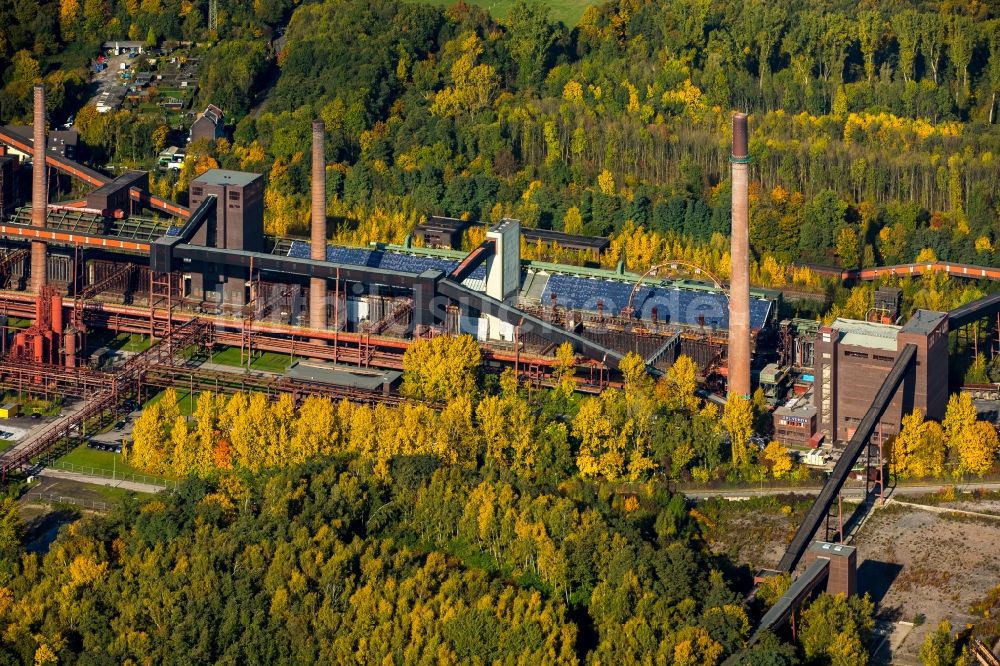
[800,261,1000,282]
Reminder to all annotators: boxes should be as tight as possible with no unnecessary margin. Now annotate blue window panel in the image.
[165,226,183,237]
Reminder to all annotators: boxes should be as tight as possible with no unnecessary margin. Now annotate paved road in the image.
[888,498,1000,519]
[37,468,166,494]
[0,401,89,466]
[681,481,1000,500]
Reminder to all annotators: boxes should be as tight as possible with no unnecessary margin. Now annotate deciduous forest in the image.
[0,0,998,662]
[0,354,883,664]
[2,0,999,275]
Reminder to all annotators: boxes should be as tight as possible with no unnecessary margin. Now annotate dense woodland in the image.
[1,3,999,661]
[0,340,896,664]
[3,0,1000,277]
[0,454,878,665]
[0,338,989,662]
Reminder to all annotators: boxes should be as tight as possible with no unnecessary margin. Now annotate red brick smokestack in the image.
[728,113,751,397]
[30,84,47,293]
[310,121,328,336]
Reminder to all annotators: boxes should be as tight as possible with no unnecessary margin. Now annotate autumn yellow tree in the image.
[288,395,337,463]
[955,421,999,476]
[429,34,499,119]
[553,342,577,397]
[573,387,655,482]
[127,403,169,475]
[402,334,481,402]
[891,409,947,479]
[655,355,700,412]
[943,392,977,446]
[943,392,999,476]
[170,415,197,477]
[477,370,535,476]
[722,395,754,468]
[264,393,296,468]
[438,396,477,466]
[762,441,793,479]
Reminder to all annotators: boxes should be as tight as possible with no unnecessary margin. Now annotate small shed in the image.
[0,402,19,418]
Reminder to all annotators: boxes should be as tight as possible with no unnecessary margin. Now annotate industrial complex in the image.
[2,85,1000,643]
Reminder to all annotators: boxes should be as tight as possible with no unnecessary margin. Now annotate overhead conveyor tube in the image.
[776,344,917,573]
[437,277,627,371]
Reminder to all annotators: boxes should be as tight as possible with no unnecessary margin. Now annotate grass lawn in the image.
[91,485,142,501]
[85,331,152,355]
[58,444,143,477]
[114,333,152,353]
[209,346,292,373]
[146,387,197,416]
[404,0,592,27]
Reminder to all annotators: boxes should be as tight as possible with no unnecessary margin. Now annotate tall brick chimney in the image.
[30,85,47,293]
[309,120,328,335]
[728,113,751,397]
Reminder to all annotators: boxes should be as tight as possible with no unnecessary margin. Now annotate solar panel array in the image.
[165,226,183,237]
[283,242,772,328]
[286,241,487,280]
[540,274,771,329]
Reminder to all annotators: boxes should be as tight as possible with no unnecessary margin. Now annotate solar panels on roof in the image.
[286,241,487,281]
[539,273,771,329]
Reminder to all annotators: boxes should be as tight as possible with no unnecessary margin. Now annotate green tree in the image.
[892,10,921,83]
[987,22,1000,124]
[920,12,947,85]
[799,190,848,261]
[835,226,859,269]
[503,2,559,91]
[0,496,23,555]
[947,14,974,104]
[857,11,884,83]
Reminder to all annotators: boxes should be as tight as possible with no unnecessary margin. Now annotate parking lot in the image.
[86,53,132,115]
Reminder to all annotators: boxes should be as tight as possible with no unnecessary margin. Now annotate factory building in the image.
[187,168,264,305]
[813,311,948,443]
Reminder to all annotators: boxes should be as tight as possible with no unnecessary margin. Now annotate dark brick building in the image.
[85,170,148,214]
[188,169,263,306]
[813,311,948,443]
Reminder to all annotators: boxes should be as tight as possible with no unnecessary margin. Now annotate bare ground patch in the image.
[696,495,812,571]
[852,504,1000,663]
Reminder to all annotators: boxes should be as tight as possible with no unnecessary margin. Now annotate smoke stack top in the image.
[732,113,748,160]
